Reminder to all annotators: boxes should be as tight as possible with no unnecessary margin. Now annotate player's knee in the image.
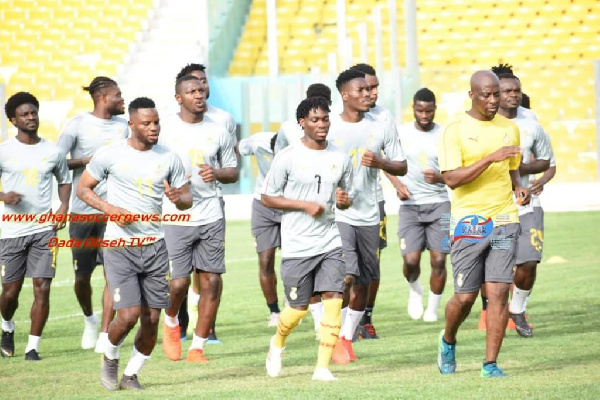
[33,279,51,299]
[118,308,141,330]
[203,274,222,300]
[343,275,355,291]
[169,277,190,296]
[1,286,20,303]
[455,293,477,310]
[74,275,91,291]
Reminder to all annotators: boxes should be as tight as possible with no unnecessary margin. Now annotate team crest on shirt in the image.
[367,133,376,147]
[113,288,121,303]
[155,164,164,177]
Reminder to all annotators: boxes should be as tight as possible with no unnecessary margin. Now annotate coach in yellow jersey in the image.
[436,70,530,378]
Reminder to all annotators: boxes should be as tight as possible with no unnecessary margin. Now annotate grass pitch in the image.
[1,211,599,399]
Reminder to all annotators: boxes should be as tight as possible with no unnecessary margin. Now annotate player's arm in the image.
[530,129,556,194]
[0,191,23,204]
[510,169,530,205]
[442,146,521,189]
[336,156,354,210]
[66,157,92,170]
[261,194,324,217]
[77,171,132,227]
[211,130,240,184]
[163,180,192,211]
[56,120,92,170]
[383,171,410,200]
[52,154,72,230]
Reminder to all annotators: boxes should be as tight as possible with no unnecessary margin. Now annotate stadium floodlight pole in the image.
[337,0,348,69]
[374,6,383,74]
[595,59,600,181]
[404,0,420,90]
[358,23,368,62]
[266,0,278,77]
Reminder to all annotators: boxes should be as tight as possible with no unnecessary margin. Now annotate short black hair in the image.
[296,97,330,123]
[5,91,39,119]
[306,83,331,102]
[128,97,155,114]
[270,134,278,153]
[491,63,519,81]
[335,69,365,92]
[413,88,436,104]
[351,63,377,76]
[175,75,201,94]
[176,63,206,81]
[83,76,118,100]
[521,93,531,109]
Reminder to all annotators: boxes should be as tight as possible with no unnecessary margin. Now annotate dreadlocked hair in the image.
[82,76,117,100]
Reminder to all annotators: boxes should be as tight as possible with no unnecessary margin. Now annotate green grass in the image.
[1,212,599,399]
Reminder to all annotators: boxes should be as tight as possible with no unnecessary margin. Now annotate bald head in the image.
[468,70,501,121]
[470,70,500,91]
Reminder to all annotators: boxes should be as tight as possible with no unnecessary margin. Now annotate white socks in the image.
[190,334,208,351]
[84,314,98,326]
[164,313,179,328]
[510,287,531,314]
[1,318,15,333]
[426,291,442,313]
[105,339,121,360]
[340,307,348,330]
[341,309,364,340]
[123,346,150,376]
[309,302,323,332]
[408,280,423,295]
[25,335,40,353]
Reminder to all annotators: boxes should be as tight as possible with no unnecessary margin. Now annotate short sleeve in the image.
[532,124,552,161]
[53,152,72,184]
[274,124,289,153]
[86,146,111,182]
[382,122,405,162]
[339,155,355,198]
[55,118,78,158]
[508,124,521,170]
[168,153,188,189]
[218,128,238,169]
[262,151,290,197]
[438,122,463,172]
[238,137,253,156]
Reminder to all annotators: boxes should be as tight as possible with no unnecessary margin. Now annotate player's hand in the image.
[361,151,380,168]
[304,202,325,217]
[52,204,69,231]
[163,180,181,205]
[515,187,531,206]
[422,169,440,184]
[396,184,410,200]
[488,146,521,163]
[1,191,23,205]
[106,205,134,228]
[529,179,544,195]
[335,188,352,210]
[198,164,215,182]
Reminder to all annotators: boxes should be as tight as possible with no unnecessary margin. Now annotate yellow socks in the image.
[316,298,343,368]
[273,307,307,348]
